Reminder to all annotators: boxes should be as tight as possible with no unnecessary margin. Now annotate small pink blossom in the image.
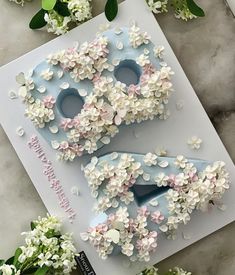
[151,211,164,224]
[59,141,69,150]
[143,64,155,75]
[92,73,102,83]
[60,118,74,131]
[137,206,150,217]
[128,84,141,96]
[43,95,56,109]
[71,144,84,157]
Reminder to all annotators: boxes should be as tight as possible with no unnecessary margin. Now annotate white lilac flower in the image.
[68,0,92,22]
[121,242,134,257]
[44,10,71,35]
[143,153,158,166]
[187,136,202,150]
[174,155,188,169]
[154,172,168,187]
[0,264,20,275]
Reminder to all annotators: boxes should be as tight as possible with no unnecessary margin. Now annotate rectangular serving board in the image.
[0,0,234,274]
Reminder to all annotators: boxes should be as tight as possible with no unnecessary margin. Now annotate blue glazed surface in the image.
[29,27,161,150]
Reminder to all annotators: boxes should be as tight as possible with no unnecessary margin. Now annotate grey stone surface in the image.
[0,0,234,273]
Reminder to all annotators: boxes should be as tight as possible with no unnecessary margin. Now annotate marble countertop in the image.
[0,0,234,274]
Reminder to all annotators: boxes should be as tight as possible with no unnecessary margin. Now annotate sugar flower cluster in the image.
[83,152,230,260]
[47,35,109,82]
[161,157,230,235]
[55,58,173,160]
[81,206,158,262]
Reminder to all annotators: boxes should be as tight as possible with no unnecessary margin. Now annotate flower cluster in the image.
[84,152,230,240]
[161,158,230,235]
[84,154,143,212]
[0,215,77,275]
[129,25,151,48]
[147,0,168,14]
[47,35,109,82]
[52,56,173,160]
[81,207,158,262]
[173,0,197,21]
[68,0,92,22]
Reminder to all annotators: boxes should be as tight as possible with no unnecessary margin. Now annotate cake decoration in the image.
[81,152,230,261]
[16,26,174,161]
[187,136,202,150]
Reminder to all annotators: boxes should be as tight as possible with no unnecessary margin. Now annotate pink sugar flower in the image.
[59,141,69,150]
[143,64,155,75]
[137,206,150,217]
[60,118,74,131]
[71,144,84,157]
[128,84,141,96]
[92,73,102,83]
[43,95,56,109]
[168,174,176,187]
[151,211,164,224]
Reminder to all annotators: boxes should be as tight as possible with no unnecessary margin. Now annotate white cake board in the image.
[0,0,234,274]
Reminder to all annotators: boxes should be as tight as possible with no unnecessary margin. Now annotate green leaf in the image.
[29,9,47,29]
[42,0,57,11]
[54,1,70,17]
[5,256,14,265]
[21,267,38,274]
[35,266,50,275]
[13,248,22,266]
[0,260,5,267]
[186,0,205,17]
[105,0,118,22]
[30,221,36,230]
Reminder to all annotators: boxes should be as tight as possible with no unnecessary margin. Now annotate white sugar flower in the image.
[136,54,150,67]
[174,155,188,169]
[153,45,165,59]
[121,242,134,257]
[154,172,169,187]
[143,153,158,166]
[129,25,151,48]
[187,136,202,150]
[40,68,53,81]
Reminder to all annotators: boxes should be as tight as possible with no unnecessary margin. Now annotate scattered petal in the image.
[18,86,27,97]
[116,41,124,50]
[182,232,192,240]
[37,86,46,94]
[16,126,25,137]
[159,62,167,67]
[80,232,89,241]
[51,140,60,149]
[176,100,184,110]
[8,90,18,99]
[217,203,227,211]
[100,136,110,144]
[114,27,123,35]
[71,186,80,196]
[57,70,64,78]
[158,160,169,168]
[49,125,59,134]
[114,115,122,125]
[16,72,25,85]
[111,152,119,160]
[78,89,87,97]
[159,225,168,232]
[108,65,114,72]
[27,69,34,77]
[143,173,151,181]
[91,156,98,165]
[144,48,150,55]
[149,198,159,207]
[60,82,70,89]
[112,58,121,66]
